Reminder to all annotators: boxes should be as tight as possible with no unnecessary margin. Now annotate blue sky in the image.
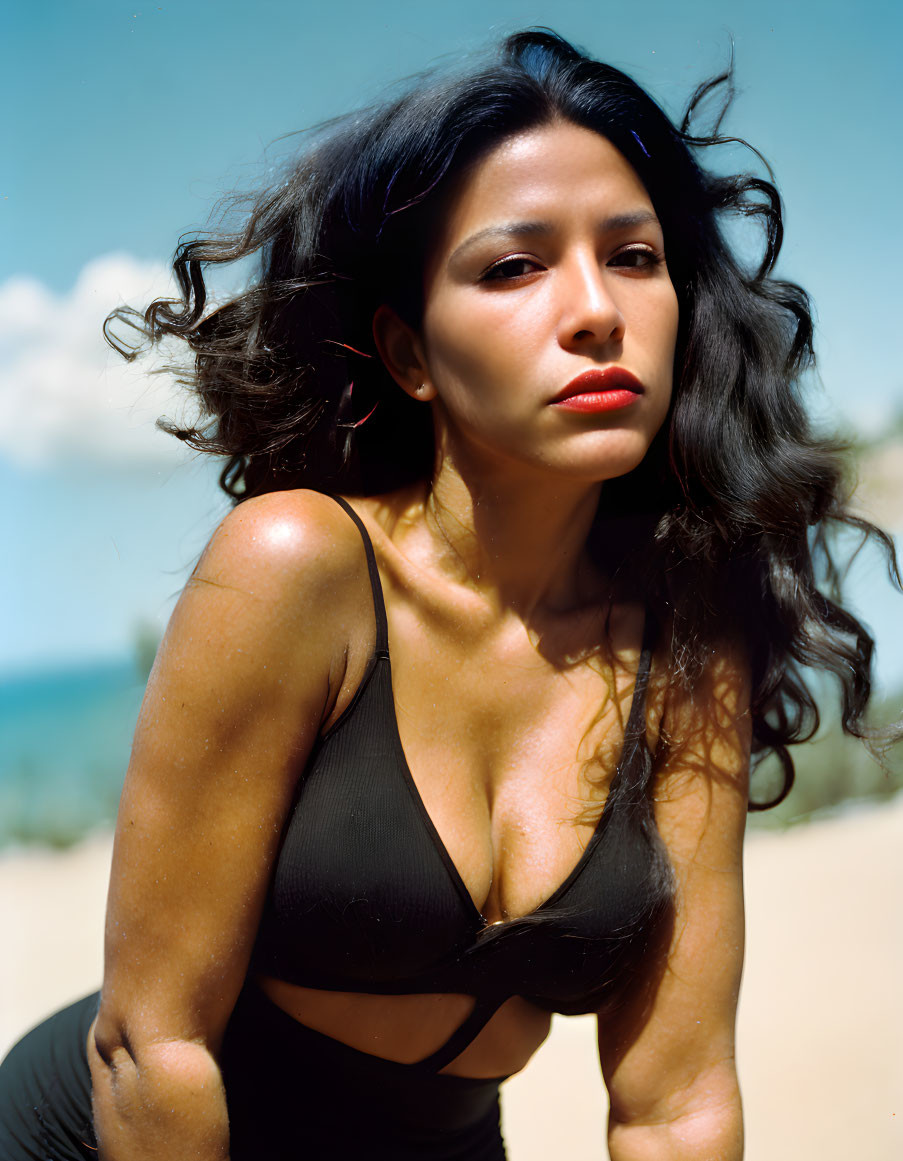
[3,0,902,681]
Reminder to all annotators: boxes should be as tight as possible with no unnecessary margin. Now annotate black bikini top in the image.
[252,495,661,1073]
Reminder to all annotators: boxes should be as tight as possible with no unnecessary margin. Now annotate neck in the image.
[422,448,605,619]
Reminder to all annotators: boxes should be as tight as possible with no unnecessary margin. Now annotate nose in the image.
[557,254,625,350]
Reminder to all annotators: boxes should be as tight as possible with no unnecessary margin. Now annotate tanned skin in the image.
[90,123,747,1160]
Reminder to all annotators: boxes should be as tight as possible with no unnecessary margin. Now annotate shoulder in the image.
[194,489,369,606]
[153,489,376,719]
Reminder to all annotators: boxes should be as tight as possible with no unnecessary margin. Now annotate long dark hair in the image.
[107,29,900,824]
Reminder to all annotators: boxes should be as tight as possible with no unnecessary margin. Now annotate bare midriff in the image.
[255,975,553,1078]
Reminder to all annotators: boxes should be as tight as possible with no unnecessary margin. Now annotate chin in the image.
[563,435,657,485]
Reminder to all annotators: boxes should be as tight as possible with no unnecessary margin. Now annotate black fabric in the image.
[222,985,505,1160]
[253,494,660,1068]
[0,987,505,1161]
[0,994,98,1161]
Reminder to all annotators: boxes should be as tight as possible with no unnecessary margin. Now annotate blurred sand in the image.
[853,439,903,531]
[2,797,901,1160]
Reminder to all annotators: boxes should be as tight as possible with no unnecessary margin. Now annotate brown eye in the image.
[481,257,542,281]
[608,247,661,269]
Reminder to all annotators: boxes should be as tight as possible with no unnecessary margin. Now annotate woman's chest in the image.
[255,612,660,991]
[362,604,650,921]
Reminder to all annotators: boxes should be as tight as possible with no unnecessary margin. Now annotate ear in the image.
[372,304,437,402]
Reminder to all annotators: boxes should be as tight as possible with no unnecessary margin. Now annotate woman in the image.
[1,28,897,1161]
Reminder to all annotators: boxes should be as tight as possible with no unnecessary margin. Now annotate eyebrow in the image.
[449,211,661,263]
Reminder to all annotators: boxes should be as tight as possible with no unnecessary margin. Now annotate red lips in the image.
[550,368,644,413]
[551,367,643,402]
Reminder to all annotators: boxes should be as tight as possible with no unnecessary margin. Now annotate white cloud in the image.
[0,255,206,468]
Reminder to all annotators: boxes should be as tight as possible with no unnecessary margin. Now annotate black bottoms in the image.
[0,987,506,1160]
[0,993,98,1161]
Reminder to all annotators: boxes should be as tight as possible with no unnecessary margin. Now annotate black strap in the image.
[329,495,390,655]
[624,612,656,744]
[410,997,505,1074]
[605,611,657,810]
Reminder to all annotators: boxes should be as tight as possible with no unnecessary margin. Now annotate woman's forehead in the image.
[435,122,656,257]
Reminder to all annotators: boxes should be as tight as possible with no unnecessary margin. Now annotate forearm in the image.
[608,1098,743,1161]
[89,1034,230,1161]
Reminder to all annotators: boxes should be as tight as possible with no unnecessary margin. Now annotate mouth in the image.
[549,367,644,414]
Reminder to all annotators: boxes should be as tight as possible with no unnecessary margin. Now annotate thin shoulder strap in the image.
[624,612,656,742]
[328,495,390,656]
[606,611,658,812]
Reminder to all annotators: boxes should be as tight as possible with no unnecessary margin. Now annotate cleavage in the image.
[386,633,635,923]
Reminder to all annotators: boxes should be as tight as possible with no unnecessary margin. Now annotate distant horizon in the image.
[0,649,143,688]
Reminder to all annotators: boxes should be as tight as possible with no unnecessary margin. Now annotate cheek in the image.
[667,292,680,354]
[423,296,531,393]
[665,281,681,344]
[646,288,680,376]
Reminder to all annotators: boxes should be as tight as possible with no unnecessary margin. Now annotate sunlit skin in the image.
[418,120,679,484]
[258,124,684,1070]
[89,120,747,1160]
[372,120,679,619]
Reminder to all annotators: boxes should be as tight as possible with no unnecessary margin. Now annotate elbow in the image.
[609,1104,743,1161]
[608,1066,743,1161]
[89,1025,230,1161]
[88,1010,146,1161]
[91,1002,219,1078]
[89,1006,227,1140]
[91,1007,130,1070]
[89,1007,138,1099]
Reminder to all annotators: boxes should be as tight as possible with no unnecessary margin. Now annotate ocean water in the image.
[0,660,146,848]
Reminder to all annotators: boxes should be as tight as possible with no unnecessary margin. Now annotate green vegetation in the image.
[748,689,903,828]
[0,756,123,849]
[743,425,903,826]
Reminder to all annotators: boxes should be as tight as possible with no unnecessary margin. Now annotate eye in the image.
[480,256,543,282]
[608,246,663,270]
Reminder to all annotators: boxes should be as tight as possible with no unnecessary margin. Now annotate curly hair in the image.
[107,28,900,827]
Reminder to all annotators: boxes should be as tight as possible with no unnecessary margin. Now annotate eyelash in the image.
[480,257,541,281]
[480,246,663,282]
[610,246,663,269]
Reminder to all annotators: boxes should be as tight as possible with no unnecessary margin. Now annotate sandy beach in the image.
[2,797,901,1160]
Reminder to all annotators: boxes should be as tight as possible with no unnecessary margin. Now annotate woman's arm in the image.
[598,646,751,1161]
[87,490,365,1161]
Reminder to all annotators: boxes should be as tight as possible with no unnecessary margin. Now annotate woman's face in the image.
[413,119,680,483]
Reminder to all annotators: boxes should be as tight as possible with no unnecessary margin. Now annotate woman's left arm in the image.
[598,646,752,1161]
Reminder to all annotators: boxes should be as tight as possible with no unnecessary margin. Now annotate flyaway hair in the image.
[106,27,902,821]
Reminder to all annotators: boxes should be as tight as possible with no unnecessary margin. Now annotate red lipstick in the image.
[550,368,643,413]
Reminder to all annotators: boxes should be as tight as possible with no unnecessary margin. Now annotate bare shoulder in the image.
[128,486,373,809]
[133,485,373,775]
[193,488,368,611]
